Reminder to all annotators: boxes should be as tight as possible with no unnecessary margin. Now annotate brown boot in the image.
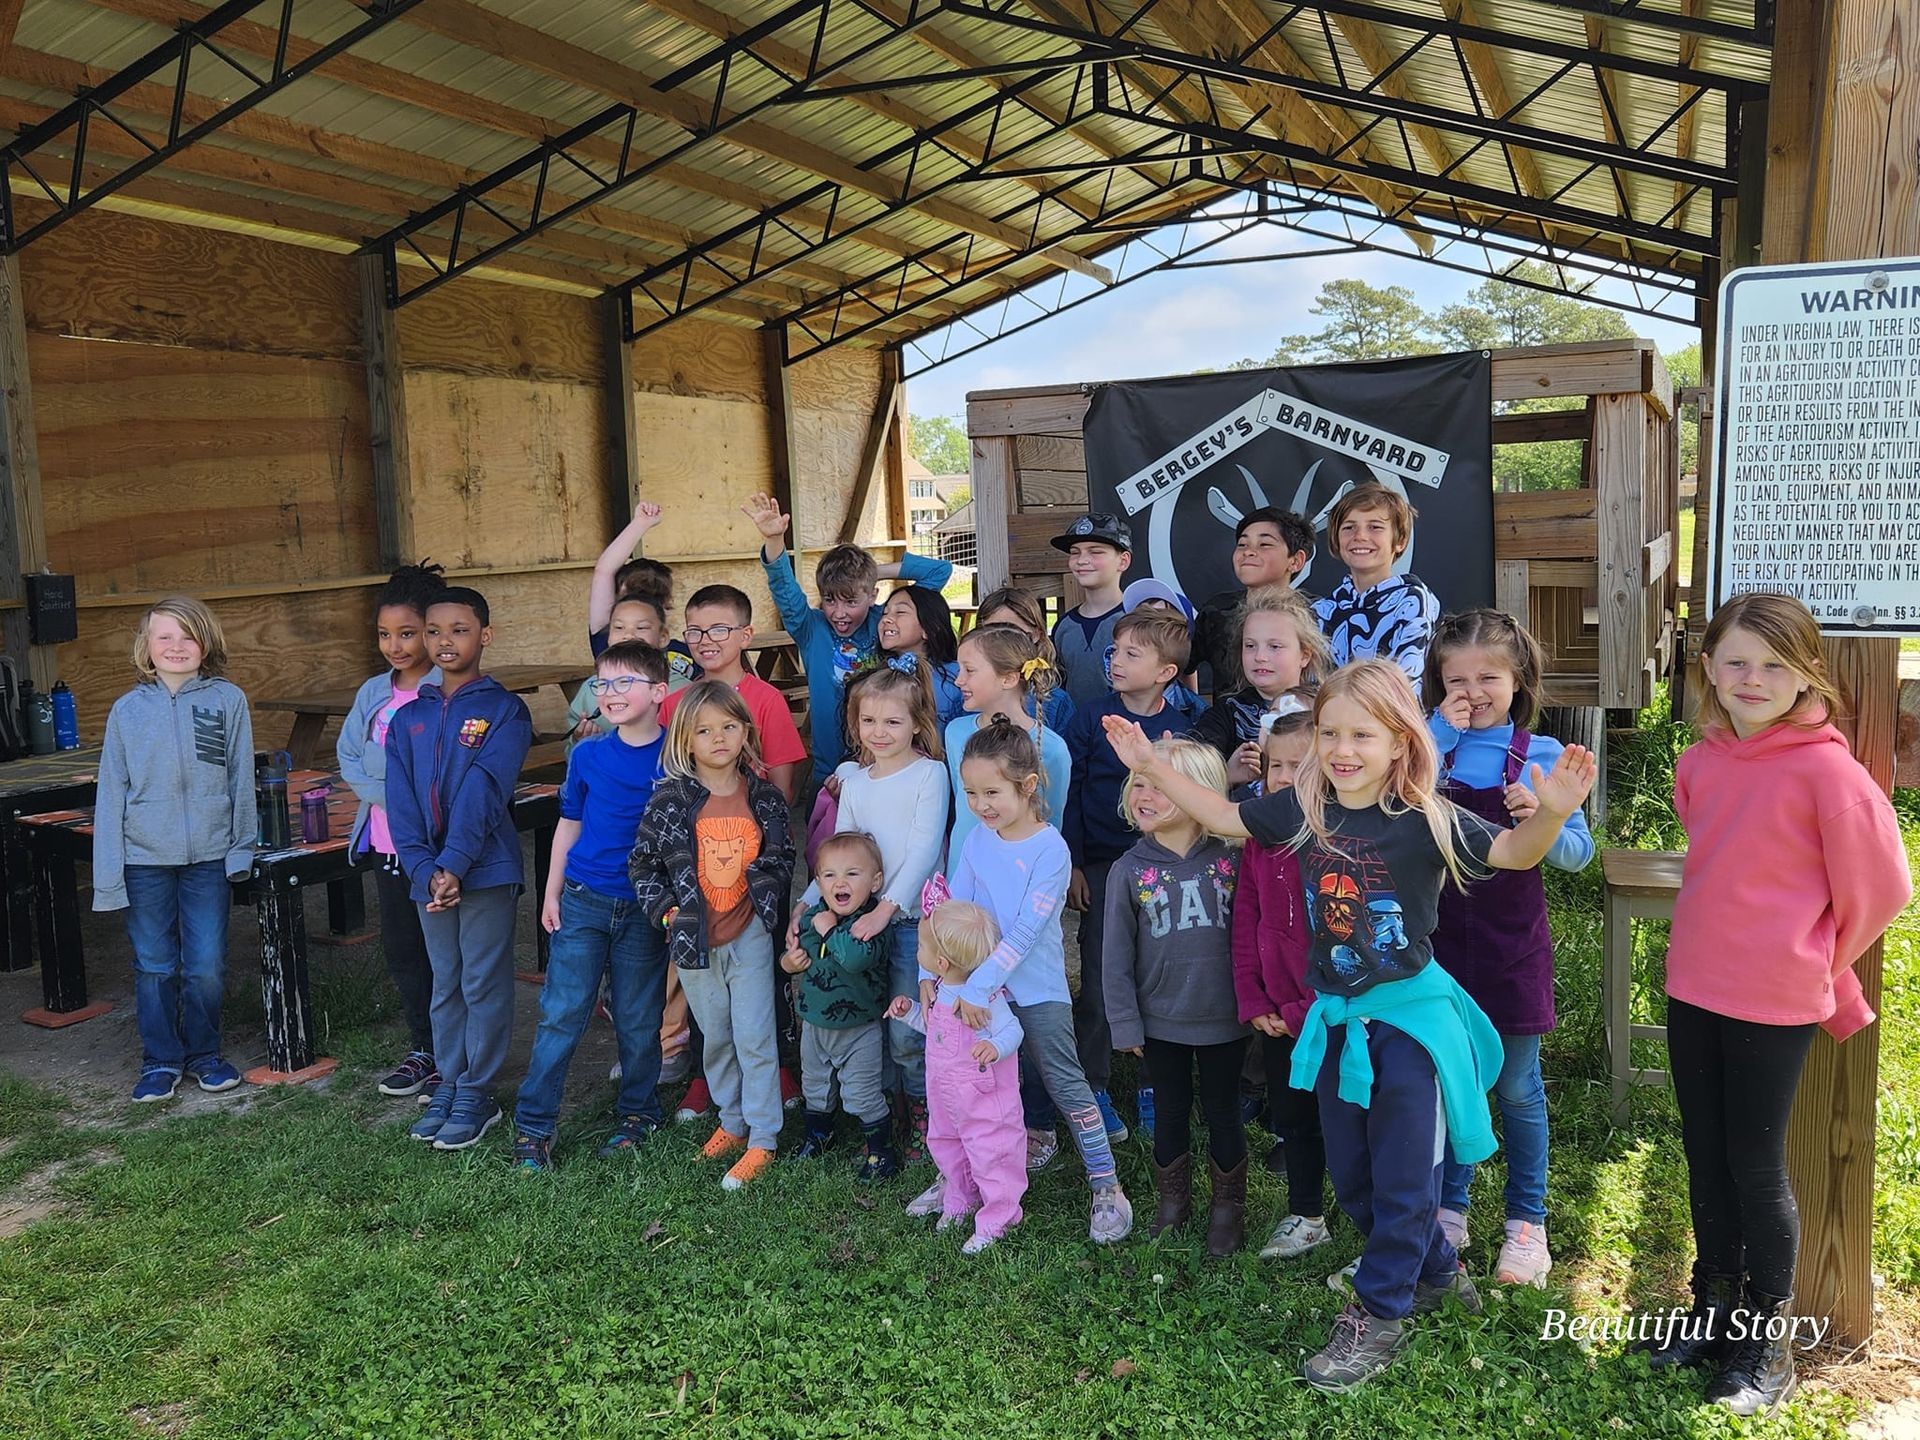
[1206,1158,1248,1257]
[1150,1153,1192,1236]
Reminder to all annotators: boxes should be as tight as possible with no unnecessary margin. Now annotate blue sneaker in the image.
[432,1097,503,1152]
[512,1133,554,1172]
[186,1058,242,1093]
[1092,1089,1129,1144]
[409,1084,455,1142]
[1135,1086,1156,1140]
[131,1068,179,1103]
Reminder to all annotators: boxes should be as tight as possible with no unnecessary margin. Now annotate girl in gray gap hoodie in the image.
[93,597,255,1103]
[1102,737,1251,1255]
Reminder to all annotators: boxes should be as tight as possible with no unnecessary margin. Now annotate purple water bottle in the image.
[300,786,331,844]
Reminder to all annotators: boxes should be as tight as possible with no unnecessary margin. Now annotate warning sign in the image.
[1710,257,1920,636]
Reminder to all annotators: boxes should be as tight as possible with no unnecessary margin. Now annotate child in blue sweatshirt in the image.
[742,492,952,788]
[387,586,533,1154]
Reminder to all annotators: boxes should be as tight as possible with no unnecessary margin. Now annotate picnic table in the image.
[16,777,560,1079]
[0,747,104,973]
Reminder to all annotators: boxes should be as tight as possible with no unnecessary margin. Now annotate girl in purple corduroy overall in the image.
[888,900,1028,1255]
[1422,610,1595,1288]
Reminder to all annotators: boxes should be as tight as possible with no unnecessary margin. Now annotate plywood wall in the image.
[11,205,904,742]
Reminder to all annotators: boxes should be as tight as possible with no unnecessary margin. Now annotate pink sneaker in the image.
[1495,1220,1552,1287]
[1437,1206,1470,1253]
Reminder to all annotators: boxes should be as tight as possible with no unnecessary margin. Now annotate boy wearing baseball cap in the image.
[1048,513,1132,709]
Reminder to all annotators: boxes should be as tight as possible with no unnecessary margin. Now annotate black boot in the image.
[791,1110,836,1160]
[855,1119,900,1182]
[1706,1286,1799,1415]
[1636,1264,1740,1370]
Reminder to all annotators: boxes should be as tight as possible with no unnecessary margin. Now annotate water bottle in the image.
[300,786,331,844]
[50,681,79,750]
[24,684,55,756]
[255,750,292,848]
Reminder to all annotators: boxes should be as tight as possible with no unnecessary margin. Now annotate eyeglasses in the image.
[587,675,656,695]
[684,624,741,643]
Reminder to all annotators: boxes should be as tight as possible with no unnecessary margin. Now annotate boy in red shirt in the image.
[659,585,808,803]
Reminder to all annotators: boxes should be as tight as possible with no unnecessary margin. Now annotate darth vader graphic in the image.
[1302,841,1411,989]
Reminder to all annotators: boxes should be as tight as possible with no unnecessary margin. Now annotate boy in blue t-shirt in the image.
[741,492,953,787]
[1048,513,1132,709]
[511,641,672,1170]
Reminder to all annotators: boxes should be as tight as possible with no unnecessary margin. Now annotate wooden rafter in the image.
[1438,0,1548,202]
[1672,0,1705,232]
[1324,12,1458,174]
[1583,17,1641,229]
[0,0,24,53]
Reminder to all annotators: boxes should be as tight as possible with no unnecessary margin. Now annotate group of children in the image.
[90,477,1906,1407]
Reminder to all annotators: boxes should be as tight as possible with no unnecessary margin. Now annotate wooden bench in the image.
[1600,848,1685,1122]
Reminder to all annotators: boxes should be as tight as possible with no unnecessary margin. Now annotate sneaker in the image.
[1135,1086,1155,1140]
[1412,1265,1484,1316]
[905,1176,948,1218]
[903,1097,930,1165]
[779,1067,803,1111]
[409,1084,455,1141]
[378,1051,437,1098]
[1092,1090,1130,1144]
[701,1126,747,1161]
[595,1115,661,1158]
[1089,1183,1134,1244]
[675,1078,714,1123]
[658,1048,691,1087]
[1495,1220,1553,1287]
[721,1146,776,1190]
[961,1230,1000,1256]
[432,1098,503,1151]
[1326,1257,1360,1294]
[131,1068,179,1103]
[1025,1128,1061,1173]
[1437,1205,1470,1253]
[186,1058,242,1093]
[1260,1213,1332,1260]
[1303,1304,1407,1392]
[512,1133,554,1172]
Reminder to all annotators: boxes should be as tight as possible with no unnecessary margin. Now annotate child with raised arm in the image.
[1104,662,1596,1392]
[1311,483,1440,682]
[743,492,952,789]
[889,900,1028,1254]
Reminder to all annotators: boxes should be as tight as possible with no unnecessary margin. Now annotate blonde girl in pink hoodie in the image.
[1639,592,1909,1415]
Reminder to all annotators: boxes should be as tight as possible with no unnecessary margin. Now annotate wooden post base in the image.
[21,1000,111,1029]
[242,1057,339,1087]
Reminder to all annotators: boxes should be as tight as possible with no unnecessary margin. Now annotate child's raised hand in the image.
[632,500,663,533]
[1437,686,1474,731]
[952,996,991,1030]
[780,945,812,975]
[1503,782,1540,822]
[886,996,914,1021]
[740,493,790,541]
[969,1040,1000,1065]
[1529,745,1598,817]
[1101,715,1156,771]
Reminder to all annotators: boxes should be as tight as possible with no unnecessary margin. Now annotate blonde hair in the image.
[845,662,944,763]
[923,899,1000,978]
[1291,660,1481,888]
[1237,586,1330,685]
[959,717,1048,822]
[816,829,884,876]
[1328,482,1415,554]
[132,596,228,681]
[1696,592,1842,733]
[958,623,1058,729]
[1120,737,1236,840]
[661,679,762,780]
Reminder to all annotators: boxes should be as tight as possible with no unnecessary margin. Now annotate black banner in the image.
[1083,352,1494,614]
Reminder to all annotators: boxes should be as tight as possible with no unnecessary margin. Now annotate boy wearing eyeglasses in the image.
[511,640,676,1168]
[658,584,808,804]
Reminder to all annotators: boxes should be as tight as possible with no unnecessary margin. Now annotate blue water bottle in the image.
[51,681,79,750]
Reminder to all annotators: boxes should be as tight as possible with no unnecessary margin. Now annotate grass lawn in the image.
[1,697,1915,1438]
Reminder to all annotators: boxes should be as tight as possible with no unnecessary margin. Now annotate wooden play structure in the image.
[967,338,1681,711]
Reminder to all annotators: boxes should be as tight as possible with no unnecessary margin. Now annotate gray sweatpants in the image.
[678,920,783,1150]
[419,884,519,1101]
[801,1020,888,1124]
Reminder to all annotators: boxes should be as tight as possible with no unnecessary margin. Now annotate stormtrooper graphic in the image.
[1303,841,1410,989]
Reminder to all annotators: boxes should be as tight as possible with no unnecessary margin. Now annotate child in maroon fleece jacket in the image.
[1230,703,1327,1261]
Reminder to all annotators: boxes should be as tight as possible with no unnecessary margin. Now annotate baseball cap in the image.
[1050,513,1132,553]
[1121,578,1195,623]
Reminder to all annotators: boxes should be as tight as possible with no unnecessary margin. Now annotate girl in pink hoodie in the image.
[1643,592,1909,1417]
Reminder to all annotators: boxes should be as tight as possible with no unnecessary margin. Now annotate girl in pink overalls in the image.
[887,900,1027,1254]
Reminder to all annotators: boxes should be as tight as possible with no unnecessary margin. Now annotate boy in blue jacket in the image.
[741,492,952,788]
[387,586,534,1153]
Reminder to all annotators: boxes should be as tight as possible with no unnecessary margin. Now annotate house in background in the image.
[907,455,969,546]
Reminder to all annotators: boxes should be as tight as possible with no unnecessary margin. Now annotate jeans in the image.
[678,920,782,1150]
[513,880,669,1140]
[372,858,434,1053]
[124,861,231,1073]
[420,884,518,1102]
[1144,1035,1248,1170]
[1667,996,1817,1295]
[1440,1031,1548,1224]
[1009,998,1117,1188]
[885,920,926,1100]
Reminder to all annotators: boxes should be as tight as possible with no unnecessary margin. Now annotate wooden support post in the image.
[356,254,414,570]
[763,324,797,524]
[840,349,903,545]
[1590,394,1644,708]
[1759,0,1916,1348]
[0,255,54,691]
[971,433,1015,595]
[602,294,641,514]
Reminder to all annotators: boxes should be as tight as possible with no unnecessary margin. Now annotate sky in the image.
[900,215,1702,424]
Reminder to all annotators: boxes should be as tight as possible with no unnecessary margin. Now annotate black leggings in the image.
[1666,997,1816,1297]
[372,859,434,1053]
[1144,1036,1249,1170]
[1264,1031,1328,1219]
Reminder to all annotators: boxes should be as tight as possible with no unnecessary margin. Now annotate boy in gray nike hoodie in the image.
[93,597,256,1103]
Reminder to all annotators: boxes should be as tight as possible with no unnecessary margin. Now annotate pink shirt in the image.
[365,683,420,855]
